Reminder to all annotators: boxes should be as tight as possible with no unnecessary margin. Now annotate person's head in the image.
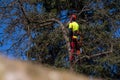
[70,14,77,22]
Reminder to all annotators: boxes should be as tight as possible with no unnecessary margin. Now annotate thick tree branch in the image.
[28,18,71,57]
[51,18,71,55]
[73,44,113,65]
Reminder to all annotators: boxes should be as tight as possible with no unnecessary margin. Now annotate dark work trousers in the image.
[69,38,80,62]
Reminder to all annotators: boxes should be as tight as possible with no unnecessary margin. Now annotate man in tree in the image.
[68,14,81,63]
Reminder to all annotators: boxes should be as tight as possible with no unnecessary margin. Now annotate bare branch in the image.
[18,0,30,24]
[77,0,91,16]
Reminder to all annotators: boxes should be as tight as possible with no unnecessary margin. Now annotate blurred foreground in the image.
[0,56,101,80]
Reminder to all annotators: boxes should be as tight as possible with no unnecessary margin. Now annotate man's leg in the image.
[69,41,75,62]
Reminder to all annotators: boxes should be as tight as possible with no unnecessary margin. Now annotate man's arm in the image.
[68,23,73,42]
